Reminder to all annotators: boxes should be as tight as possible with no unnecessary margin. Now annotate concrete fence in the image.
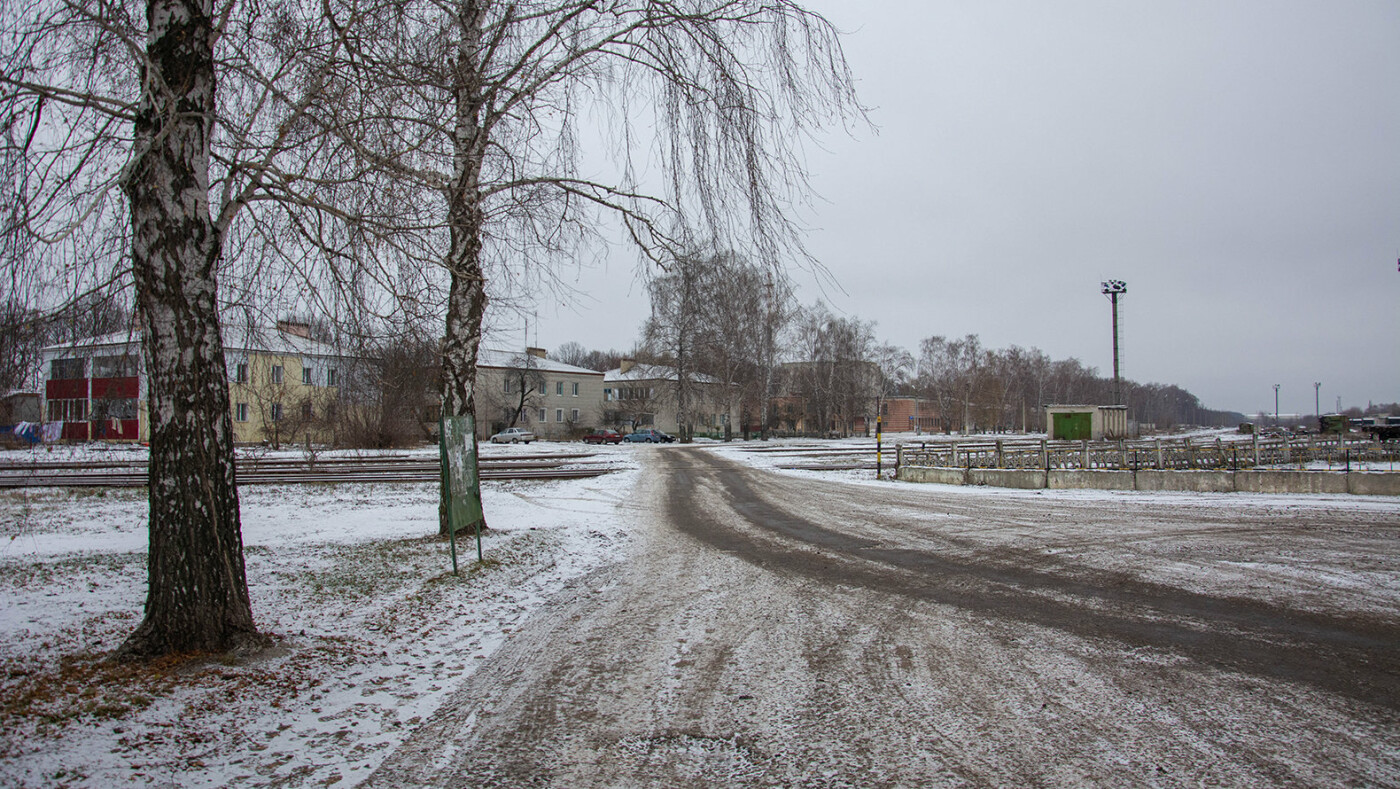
[894,434,1400,495]
[896,464,1400,496]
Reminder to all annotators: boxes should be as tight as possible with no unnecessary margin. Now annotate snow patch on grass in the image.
[0,444,639,787]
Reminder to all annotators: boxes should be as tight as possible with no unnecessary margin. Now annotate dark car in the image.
[583,429,623,445]
[624,428,674,443]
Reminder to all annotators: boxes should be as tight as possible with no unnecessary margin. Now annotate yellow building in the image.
[41,321,349,446]
[225,322,347,446]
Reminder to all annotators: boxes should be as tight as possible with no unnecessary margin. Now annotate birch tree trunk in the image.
[118,0,261,658]
[438,0,489,536]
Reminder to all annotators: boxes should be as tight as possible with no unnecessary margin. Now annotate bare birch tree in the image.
[643,252,702,441]
[646,251,791,439]
[297,0,865,529]
[1,0,376,657]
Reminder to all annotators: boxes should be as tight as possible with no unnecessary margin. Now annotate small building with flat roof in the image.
[1044,404,1129,441]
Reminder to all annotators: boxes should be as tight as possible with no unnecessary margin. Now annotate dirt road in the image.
[366,447,1400,787]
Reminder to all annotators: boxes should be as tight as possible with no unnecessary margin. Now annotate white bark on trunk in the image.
[119,0,261,658]
[438,0,489,536]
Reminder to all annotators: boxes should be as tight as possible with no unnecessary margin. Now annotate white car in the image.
[489,427,535,444]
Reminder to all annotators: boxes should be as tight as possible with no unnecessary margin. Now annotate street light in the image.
[1315,382,1321,420]
[1274,384,1281,427]
[1101,280,1127,405]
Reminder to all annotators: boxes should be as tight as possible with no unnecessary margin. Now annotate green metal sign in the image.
[440,415,484,573]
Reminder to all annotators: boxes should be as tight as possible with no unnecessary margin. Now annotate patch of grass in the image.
[281,534,450,604]
[0,651,178,732]
[472,557,503,572]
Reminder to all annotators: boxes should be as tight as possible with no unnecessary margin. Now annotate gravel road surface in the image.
[366,446,1400,787]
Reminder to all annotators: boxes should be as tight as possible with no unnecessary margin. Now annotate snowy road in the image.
[367,446,1400,787]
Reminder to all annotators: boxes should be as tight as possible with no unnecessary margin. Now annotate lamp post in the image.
[1274,384,1281,427]
[1101,280,1127,405]
[1315,382,1321,420]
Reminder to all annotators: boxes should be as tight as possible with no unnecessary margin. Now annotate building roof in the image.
[476,349,604,377]
[41,326,345,359]
[604,363,725,386]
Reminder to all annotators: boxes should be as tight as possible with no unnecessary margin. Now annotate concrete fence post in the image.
[995,440,1004,469]
[1081,440,1090,469]
[1156,439,1163,469]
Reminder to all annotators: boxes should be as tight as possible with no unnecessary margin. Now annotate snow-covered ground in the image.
[0,442,641,787]
[1,437,1396,786]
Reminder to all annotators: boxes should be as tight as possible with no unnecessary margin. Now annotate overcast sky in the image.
[515,0,1400,418]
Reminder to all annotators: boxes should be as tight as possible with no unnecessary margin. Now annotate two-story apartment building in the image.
[473,348,606,440]
[40,321,348,444]
[602,360,739,437]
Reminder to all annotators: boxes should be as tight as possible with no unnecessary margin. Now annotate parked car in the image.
[624,428,675,443]
[489,427,535,444]
[583,429,623,445]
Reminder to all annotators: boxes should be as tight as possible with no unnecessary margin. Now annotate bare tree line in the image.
[552,285,1245,437]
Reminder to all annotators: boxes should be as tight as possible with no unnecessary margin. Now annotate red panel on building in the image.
[47,379,87,399]
[91,377,139,399]
[61,422,89,441]
[92,419,140,440]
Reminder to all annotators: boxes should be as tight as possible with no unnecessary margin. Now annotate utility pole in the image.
[1101,280,1127,405]
[1274,384,1281,427]
[1315,382,1321,419]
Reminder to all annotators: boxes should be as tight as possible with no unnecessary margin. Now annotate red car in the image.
[583,429,623,445]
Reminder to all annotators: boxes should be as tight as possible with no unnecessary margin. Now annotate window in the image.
[327,368,337,386]
[302,367,313,385]
[302,401,314,420]
[556,381,563,395]
[234,362,249,383]
[235,403,249,422]
[93,355,137,378]
[270,403,283,422]
[271,365,284,385]
[571,382,579,397]
[604,388,613,401]
[571,409,580,422]
[504,377,513,393]
[46,399,88,421]
[555,409,563,422]
[538,408,546,422]
[50,358,84,380]
[94,398,138,419]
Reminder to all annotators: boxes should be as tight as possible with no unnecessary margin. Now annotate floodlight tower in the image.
[1101,280,1127,405]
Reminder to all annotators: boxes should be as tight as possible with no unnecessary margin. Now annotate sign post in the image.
[440,415,485,575]
[876,413,883,478]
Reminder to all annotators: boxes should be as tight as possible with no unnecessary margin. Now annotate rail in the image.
[0,453,616,489]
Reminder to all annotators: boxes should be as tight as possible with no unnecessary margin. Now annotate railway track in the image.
[0,454,616,489]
